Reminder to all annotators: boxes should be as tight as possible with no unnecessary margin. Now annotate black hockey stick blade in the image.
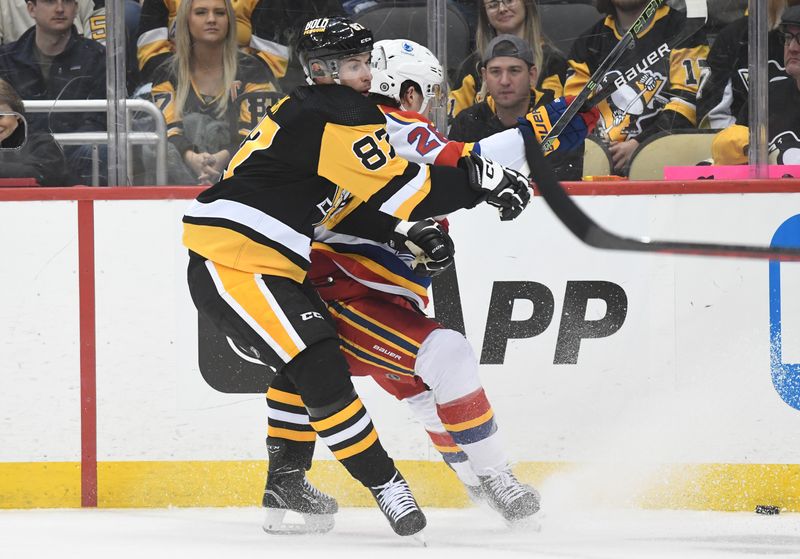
[523,132,800,262]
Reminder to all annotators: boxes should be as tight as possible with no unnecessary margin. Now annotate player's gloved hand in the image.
[459,152,531,221]
[389,218,455,277]
[519,96,600,155]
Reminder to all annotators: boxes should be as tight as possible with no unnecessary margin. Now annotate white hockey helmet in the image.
[370,39,445,114]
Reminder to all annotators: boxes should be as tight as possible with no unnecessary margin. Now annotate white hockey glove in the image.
[459,152,531,221]
[390,219,455,277]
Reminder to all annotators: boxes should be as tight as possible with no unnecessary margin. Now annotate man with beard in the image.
[564,0,709,174]
[712,6,800,166]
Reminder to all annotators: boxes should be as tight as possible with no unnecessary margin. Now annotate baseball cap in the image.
[780,5,800,27]
[482,34,535,66]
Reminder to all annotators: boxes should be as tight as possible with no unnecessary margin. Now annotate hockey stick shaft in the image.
[540,0,667,152]
[523,132,800,262]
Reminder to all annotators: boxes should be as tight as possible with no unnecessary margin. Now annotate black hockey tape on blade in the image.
[754,505,781,515]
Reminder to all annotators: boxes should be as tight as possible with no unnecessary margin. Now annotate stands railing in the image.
[22,99,167,186]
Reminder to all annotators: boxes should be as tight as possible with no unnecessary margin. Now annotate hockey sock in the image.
[307,389,395,488]
[436,387,509,476]
[266,376,315,472]
[404,390,480,487]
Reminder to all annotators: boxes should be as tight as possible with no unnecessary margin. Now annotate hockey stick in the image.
[523,132,800,262]
[541,0,707,152]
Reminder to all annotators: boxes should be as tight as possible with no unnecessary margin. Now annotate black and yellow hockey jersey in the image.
[697,16,784,129]
[565,6,709,143]
[449,43,567,119]
[150,52,280,155]
[137,0,285,82]
[713,78,800,166]
[182,84,482,283]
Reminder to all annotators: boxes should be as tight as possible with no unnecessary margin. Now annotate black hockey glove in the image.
[459,152,531,221]
[389,219,455,277]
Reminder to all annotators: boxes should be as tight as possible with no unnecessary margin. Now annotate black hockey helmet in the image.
[297,17,373,82]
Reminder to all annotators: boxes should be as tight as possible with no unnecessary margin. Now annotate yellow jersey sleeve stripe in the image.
[663,99,697,125]
[136,28,169,70]
[310,399,364,432]
[332,427,379,460]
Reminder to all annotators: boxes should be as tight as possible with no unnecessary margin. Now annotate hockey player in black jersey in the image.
[183,16,532,538]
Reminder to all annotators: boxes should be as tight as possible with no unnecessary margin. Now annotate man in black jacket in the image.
[0,0,107,184]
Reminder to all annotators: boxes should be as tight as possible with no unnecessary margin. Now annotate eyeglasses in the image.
[779,30,800,47]
[484,0,518,13]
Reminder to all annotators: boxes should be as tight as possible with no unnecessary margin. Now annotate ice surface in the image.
[2,506,798,559]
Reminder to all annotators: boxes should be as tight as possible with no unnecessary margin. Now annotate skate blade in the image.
[409,530,427,547]
[262,508,335,535]
[506,515,541,532]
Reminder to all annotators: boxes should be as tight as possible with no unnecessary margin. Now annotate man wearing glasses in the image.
[712,5,800,166]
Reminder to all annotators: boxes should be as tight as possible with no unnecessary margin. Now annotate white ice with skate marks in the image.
[2,504,798,559]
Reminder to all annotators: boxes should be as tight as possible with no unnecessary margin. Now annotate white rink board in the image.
[2,194,799,465]
[0,201,81,462]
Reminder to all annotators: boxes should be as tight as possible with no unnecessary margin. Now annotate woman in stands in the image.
[0,79,73,186]
[149,0,279,185]
[449,0,567,118]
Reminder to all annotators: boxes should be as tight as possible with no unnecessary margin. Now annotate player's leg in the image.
[263,373,338,534]
[415,328,540,524]
[326,296,482,492]
[330,294,539,523]
[187,254,425,536]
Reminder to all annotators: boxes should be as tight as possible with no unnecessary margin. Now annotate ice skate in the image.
[479,469,540,526]
[369,470,427,537]
[262,467,338,534]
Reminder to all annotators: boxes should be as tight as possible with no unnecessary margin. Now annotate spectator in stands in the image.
[0,0,94,44]
[0,0,107,185]
[450,34,586,179]
[0,78,74,185]
[698,0,799,130]
[1,1,142,93]
[449,0,567,119]
[712,5,800,165]
[565,0,709,175]
[137,0,343,91]
[149,0,279,185]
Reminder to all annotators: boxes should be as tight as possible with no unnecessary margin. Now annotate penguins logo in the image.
[771,131,800,165]
[599,69,666,137]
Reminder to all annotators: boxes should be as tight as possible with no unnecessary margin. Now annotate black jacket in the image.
[0,25,106,135]
[449,93,583,181]
[0,119,75,185]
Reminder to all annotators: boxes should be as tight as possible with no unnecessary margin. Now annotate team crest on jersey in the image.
[771,131,800,165]
[599,69,667,140]
[315,188,353,226]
